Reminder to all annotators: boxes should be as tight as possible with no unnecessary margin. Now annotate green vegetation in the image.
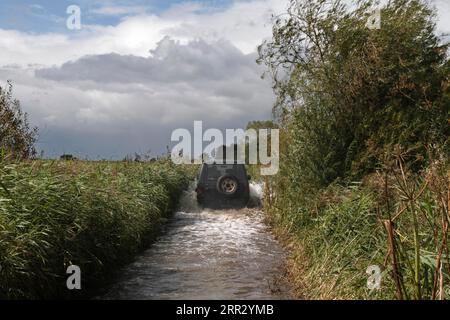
[0,82,37,160]
[0,159,195,299]
[258,0,449,299]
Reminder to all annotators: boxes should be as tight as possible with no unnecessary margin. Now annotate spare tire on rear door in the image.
[216,174,239,196]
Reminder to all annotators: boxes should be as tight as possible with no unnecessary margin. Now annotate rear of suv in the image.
[195,164,250,209]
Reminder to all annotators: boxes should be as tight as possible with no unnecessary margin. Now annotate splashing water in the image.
[249,182,264,208]
[177,182,203,213]
[100,181,291,300]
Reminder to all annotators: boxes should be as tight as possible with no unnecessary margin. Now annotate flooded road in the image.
[101,184,290,300]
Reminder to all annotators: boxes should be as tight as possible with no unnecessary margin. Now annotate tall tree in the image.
[0,81,38,159]
[258,0,449,187]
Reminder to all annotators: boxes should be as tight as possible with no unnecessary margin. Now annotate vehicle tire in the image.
[216,175,239,196]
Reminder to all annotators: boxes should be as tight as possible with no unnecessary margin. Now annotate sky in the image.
[0,0,449,159]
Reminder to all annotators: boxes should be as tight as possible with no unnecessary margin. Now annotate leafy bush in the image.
[258,0,449,185]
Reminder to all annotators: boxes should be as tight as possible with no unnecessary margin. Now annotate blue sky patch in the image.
[0,0,233,33]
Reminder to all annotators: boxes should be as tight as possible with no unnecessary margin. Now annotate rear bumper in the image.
[196,189,249,209]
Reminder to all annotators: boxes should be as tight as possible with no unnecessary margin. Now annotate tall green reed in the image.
[0,159,194,299]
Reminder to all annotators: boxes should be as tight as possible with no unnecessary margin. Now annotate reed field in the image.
[0,159,195,299]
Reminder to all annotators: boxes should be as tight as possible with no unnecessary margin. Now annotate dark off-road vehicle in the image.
[195,164,251,209]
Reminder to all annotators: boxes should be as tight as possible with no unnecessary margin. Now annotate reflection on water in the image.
[100,184,290,300]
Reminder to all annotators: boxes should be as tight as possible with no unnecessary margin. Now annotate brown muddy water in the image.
[100,184,291,300]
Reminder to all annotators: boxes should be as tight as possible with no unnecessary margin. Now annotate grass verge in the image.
[265,160,449,300]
